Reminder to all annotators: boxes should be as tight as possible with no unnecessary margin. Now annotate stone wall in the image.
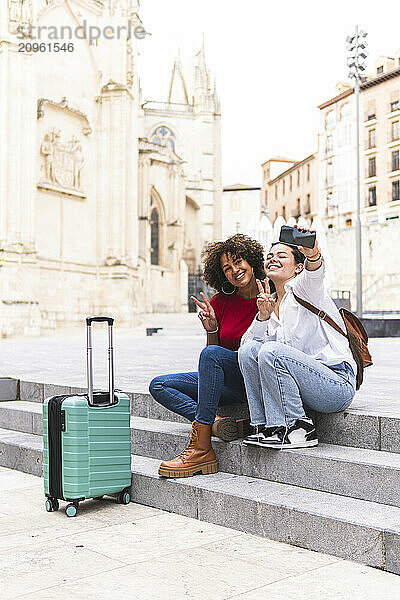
[325,219,400,311]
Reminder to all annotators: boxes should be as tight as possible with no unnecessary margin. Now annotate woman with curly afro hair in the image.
[149,233,265,478]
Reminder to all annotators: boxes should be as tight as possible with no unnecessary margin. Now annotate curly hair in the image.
[201,233,265,293]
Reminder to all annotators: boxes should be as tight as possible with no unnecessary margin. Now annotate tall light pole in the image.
[347,26,368,317]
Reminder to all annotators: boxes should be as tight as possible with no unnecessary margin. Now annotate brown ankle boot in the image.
[158,421,218,478]
[212,415,252,442]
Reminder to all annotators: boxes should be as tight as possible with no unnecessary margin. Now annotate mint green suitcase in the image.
[43,317,132,517]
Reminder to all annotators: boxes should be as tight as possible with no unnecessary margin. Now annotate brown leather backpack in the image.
[293,293,373,390]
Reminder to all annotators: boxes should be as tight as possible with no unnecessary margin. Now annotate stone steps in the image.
[131,454,400,574]
[3,382,400,573]
[6,384,400,453]
[130,416,400,509]
[1,427,399,574]
[2,399,400,509]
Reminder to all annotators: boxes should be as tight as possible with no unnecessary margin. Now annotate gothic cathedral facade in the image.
[0,0,222,335]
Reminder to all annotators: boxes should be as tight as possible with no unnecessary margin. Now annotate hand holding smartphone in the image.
[279,225,316,249]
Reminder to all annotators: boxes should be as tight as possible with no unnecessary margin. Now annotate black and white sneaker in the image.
[260,417,318,449]
[243,425,279,447]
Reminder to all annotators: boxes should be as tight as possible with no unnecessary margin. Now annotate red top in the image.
[210,292,258,351]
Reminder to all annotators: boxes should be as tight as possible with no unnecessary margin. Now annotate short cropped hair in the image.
[202,233,265,292]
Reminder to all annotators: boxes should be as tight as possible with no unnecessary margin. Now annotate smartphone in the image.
[279,225,316,249]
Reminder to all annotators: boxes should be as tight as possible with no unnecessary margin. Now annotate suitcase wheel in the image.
[118,490,131,505]
[45,498,59,512]
[66,503,78,517]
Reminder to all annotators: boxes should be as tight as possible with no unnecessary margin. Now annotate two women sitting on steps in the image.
[149,234,263,477]
[149,231,357,478]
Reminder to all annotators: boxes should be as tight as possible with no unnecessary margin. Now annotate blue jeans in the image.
[238,341,356,427]
[149,345,247,425]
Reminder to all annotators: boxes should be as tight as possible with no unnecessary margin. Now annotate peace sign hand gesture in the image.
[190,292,218,333]
[256,279,275,321]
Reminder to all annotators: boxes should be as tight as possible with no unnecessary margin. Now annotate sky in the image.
[137,0,400,187]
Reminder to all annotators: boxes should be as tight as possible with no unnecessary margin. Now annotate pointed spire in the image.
[168,52,189,104]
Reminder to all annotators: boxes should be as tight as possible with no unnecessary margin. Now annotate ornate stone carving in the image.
[8,0,32,34]
[39,129,86,196]
[37,97,92,136]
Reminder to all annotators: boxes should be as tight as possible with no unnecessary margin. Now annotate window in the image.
[305,194,311,214]
[325,110,335,129]
[264,189,268,203]
[307,164,310,181]
[150,207,160,265]
[326,135,333,153]
[328,223,334,229]
[392,121,400,141]
[368,129,376,148]
[368,186,376,207]
[377,66,384,74]
[275,184,278,199]
[340,103,350,120]
[368,157,376,177]
[282,205,286,219]
[346,218,352,227]
[282,179,285,195]
[392,150,400,172]
[327,191,334,216]
[367,113,376,121]
[296,198,301,216]
[326,161,333,186]
[391,100,400,112]
[289,175,292,191]
[150,126,176,152]
[297,170,300,186]
[393,180,400,202]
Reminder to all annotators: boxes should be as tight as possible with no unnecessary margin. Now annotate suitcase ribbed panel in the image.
[43,394,131,501]
[61,394,131,499]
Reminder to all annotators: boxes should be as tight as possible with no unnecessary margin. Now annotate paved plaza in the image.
[0,466,399,599]
[0,312,399,414]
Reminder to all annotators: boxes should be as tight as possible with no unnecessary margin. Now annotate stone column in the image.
[0,33,36,254]
[96,85,138,268]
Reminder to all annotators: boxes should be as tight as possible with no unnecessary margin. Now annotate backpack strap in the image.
[292,293,347,338]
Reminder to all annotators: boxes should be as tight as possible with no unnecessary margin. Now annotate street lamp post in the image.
[347,26,368,317]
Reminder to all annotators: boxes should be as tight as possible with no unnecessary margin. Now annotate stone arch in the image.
[150,186,166,266]
[258,215,273,251]
[183,195,200,271]
[273,216,286,239]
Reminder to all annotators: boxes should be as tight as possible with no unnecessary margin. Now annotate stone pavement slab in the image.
[0,313,399,415]
[1,467,399,600]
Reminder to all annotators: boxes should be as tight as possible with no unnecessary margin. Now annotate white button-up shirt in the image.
[240,260,357,374]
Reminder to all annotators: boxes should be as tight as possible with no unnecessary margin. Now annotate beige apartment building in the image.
[363,64,400,224]
[317,53,400,309]
[261,155,318,226]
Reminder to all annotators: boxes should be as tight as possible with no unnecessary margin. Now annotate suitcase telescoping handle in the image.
[86,316,115,406]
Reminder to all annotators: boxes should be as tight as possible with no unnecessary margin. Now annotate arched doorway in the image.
[150,206,160,265]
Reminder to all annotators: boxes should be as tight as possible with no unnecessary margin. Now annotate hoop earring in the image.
[221,280,236,295]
